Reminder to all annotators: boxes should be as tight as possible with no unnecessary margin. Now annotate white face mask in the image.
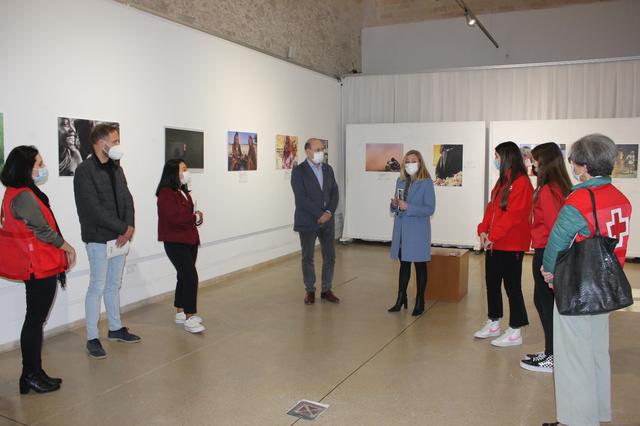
[105,144,124,160]
[180,170,191,186]
[404,162,419,176]
[312,151,324,164]
[572,166,583,182]
[33,166,49,185]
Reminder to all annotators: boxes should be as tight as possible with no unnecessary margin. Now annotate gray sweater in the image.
[11,191,64,248]
[73,154,135,243]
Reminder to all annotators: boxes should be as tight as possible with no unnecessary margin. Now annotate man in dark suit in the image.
[291,138,340,305]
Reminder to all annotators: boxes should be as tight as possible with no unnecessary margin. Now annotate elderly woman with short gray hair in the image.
[541,134,632,426]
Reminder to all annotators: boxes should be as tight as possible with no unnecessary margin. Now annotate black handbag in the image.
[554,188,633,316]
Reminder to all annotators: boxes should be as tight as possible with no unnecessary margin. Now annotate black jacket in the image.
[73,154,135,243]
[290,160,339,232]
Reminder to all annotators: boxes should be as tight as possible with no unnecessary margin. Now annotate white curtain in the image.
[342,58,640,124]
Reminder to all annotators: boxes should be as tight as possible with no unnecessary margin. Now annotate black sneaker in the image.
[86,339,107,359]
[107,327,142,343]
[520,353,553,373]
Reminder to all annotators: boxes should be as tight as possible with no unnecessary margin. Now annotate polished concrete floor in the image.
[0,243,639,426]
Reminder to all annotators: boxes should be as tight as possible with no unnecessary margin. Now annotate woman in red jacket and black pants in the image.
[156,159,204,334]
[520,143,572,373]
[475,141,533,347]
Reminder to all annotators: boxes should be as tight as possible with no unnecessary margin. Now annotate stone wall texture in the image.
[113,0,612,76]
[114,0,364,77]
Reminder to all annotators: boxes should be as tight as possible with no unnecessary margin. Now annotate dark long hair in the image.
[531,142,572,205]
[155,158,187,196]
[0,145,39,188]
[494,141,527,210]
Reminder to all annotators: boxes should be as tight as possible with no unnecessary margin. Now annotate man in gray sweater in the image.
[73,124,140,359]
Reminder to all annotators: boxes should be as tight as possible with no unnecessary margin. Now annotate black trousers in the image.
[485,250,529,328]
[21,275,57,376]
[164,242,199,315]
[298,222,336,293]
[533,248,554,355]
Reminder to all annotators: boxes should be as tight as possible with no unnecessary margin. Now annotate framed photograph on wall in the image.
[165,127,204,169]
[58,117,119,176]
[612,144,638,178]
[276,134,298,169]
[365,143,403,172]
[228,131,257,171]
[433,144,463,186]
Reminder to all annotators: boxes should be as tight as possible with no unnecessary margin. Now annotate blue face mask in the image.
[493,158,501,171]
[572,167,583,182]
[33,166,48,185]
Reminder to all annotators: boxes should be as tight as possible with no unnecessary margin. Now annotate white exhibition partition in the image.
[489,118,640,258]
[343,122,486,248]
[0,0,341,347]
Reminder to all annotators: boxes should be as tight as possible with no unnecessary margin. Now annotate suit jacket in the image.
[436,145,463,179]
[290,160,339,232]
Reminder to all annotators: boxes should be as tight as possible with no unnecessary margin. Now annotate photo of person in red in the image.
[475,141,533,347]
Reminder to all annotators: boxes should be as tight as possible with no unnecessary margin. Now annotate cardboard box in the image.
[426,248,469,302]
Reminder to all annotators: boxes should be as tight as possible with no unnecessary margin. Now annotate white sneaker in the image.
[491,327,522,347]
[474,320,501,338]
[175,313,202,324]
[184,316,205,333]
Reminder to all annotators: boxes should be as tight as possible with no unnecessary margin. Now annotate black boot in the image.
[19,372,60,394]
[40,369,62,385]
[387,291,408,312]
[412,279,426,316]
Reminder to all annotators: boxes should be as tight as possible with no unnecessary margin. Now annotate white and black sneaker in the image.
[520,353,553,373]
[522,351,545,361]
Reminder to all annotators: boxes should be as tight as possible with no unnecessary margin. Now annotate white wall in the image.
[0,0,342,347]
[362,0,640,74]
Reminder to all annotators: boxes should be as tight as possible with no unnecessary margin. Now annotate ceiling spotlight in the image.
[465,11,476,26]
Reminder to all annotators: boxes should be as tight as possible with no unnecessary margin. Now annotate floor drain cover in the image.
[287,400,329,420]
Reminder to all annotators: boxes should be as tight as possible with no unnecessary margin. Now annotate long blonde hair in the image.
[400,150,431,181]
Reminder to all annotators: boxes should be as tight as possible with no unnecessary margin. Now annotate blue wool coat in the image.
[390,178,436,262]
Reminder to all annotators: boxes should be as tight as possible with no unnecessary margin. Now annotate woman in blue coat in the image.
[389,150,436,316]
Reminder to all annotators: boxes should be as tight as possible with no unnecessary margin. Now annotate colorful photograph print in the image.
[365,143,403,172]
[276,135,298,169]
[320,139,328,165]
[519,143,566,176]
[612,144,638,178]
[58,117,119,176]
[228,131,257,171]
[165,128,204,169]
[0,113,4,171]
[433,144,463,187]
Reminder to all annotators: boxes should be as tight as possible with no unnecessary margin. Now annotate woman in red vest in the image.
[475,141,533,347]
[520,143,572,373]
[0,146,76,394]
[541,134,632,426]
[156,159,204,333]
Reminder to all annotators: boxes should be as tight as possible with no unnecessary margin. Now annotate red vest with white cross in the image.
[564,184,632,267]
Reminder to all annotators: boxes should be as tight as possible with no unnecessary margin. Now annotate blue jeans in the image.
[85,243,126,340]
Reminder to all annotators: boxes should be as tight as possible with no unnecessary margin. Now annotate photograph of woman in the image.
[388,150,436,316]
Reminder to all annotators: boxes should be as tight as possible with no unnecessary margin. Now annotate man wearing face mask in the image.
[73,124,140,359]
[290,138,340,305]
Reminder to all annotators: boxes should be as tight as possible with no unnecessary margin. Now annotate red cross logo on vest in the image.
[606,208,629,249]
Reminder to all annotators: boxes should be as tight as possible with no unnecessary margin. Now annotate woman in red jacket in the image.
[156,159,204,333]
[520,143,572,373]
[0,146,76,394]
[475,141,533,347]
